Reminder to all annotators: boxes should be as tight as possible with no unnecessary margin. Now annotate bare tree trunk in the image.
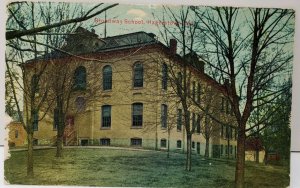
[264,150,268,165]
[56,134,63,157]
[186,134,192,171]
[205,137,209,158]
[235,123,246,188]
[27,132,34,177]
[256,149,259,163]
[227,137,230,159]
[55,96,64,157]
[167,130,170,158]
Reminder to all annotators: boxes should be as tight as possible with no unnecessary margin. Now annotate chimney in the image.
[169,39,177,55]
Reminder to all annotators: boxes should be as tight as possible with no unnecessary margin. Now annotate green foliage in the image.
[261,81,292,160]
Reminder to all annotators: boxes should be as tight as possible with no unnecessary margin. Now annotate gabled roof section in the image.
[35,29,157,61]
[96,31,157,51]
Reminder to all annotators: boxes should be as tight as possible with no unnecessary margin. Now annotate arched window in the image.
[74,66,86,90]
[133,62,143,87]
[162,63,168,90]
[103,65,112,90]
[132,103,143,127]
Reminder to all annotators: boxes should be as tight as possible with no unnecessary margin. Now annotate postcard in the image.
[3,0,299,187]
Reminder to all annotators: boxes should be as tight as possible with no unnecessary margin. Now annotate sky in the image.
[81,3,179,39]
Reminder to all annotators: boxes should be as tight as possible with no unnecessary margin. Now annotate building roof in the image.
[40,27,157,60]
[28,27,228,95]
[97,31,157,51]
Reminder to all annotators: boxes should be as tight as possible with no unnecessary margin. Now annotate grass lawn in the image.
[4,148,289,187]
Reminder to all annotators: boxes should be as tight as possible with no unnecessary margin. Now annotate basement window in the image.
[100,138,110,146]
[177,140,182,148]
[161,139,167,148]
[80,139,88,146]
[131,138,142,147]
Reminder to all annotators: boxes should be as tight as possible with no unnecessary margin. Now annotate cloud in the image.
[127,9,147,18]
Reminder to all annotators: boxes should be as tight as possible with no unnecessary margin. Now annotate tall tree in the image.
[192,7,294,187]
[156,6,199,171]
[5,1,118,175]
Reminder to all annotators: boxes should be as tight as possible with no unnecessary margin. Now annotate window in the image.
[226,100,229,114]
[235,128,237,140]
[100,138,110,146]
[133,62,143,87]
[196,114,201,134]
[221,97,225,112]
[177,109,182,131]
[192,141,195,149]
[74,66,86,90]
[15,130,18,138]
[80,139,88,146]
[161,104,168,129]
[177,72,182,92]
[192,113,196,130]
[103,65,112,90]
[75,97,86,112]
[230,145,233,154]
[197,83,201,104]
[33,110,38,131]
[177,140,182,148]
[234,146,237,157]
[223,126,227,139]
[161,139,167,148]
[162,63,168,90]
[186,111,190,126]
[31,74,39,93]
[66,116,74,126]
[132,103,143,127]
[192,81,196,100]
[226,126,229,139]
[102,105,111,128]
[197,142,200,154]
[33,139,38,146]
[221,125,224,137]
[131,138,142,146]
[221,145,223,155]
[53,108,59,130]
